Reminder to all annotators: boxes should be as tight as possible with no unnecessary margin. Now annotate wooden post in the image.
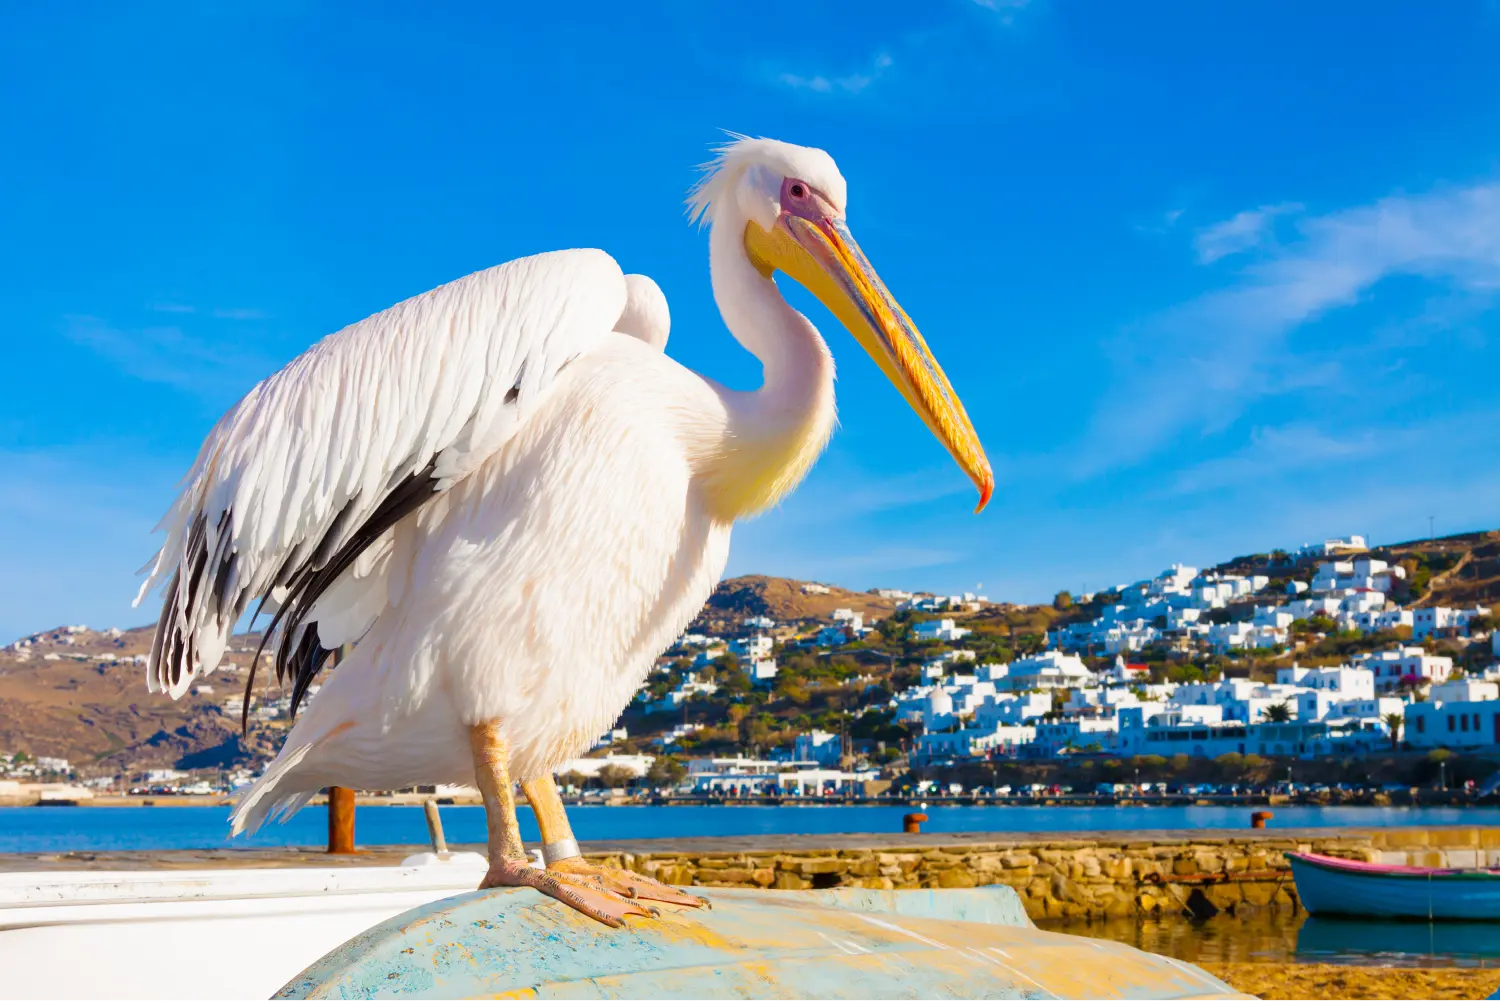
[327,786,356,853]
[326,644,357,854]
[423,797,448,855]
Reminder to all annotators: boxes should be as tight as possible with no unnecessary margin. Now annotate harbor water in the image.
[0,803,1495,854]
[1042,909,1500,969]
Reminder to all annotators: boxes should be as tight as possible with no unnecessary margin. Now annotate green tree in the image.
[596,764,635,789]
[646,756,687,787]
[1263,702,1293,724]
[718,666,752,696]
[1052,590,1073,611]
[1382,712,1404,751]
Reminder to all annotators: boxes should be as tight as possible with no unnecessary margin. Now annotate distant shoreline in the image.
[1,793,1491,808]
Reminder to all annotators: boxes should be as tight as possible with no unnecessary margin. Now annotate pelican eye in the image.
[789,183,806,199]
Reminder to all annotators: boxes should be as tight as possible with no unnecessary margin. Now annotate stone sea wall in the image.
[586,827,1500,921]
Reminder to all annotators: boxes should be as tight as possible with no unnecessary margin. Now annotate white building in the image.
[830,608,864,629]
[1323,696,1405,724]
[913,618,971,643]
[1254,606,1295,629]
[1404,680,1499,749]
[1299,536,1368,557]
[1413,606,1491,639]
[553,753,655,779]
[1276,665,1375,699]
[974,691,1052,727]
[997,651,1092,691]
[1288,597,1343,621]
[744,656,778,683]
[1100,657,1151,686]
[793,730,843,767]
[914,725,1034,762]
[1117,705,1230,755]
[1030,718,1118,756]
[1350,647,1454,692]
[730,635,773,661]
[813,624,853,648]
[643,672,719,712]
[1378,608,1415,632]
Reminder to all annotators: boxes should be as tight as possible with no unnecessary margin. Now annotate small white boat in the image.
[0,853,488,1000]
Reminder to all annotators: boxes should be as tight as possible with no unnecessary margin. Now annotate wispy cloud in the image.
[1194,202,1301,263]
[775,52,893,96]
[1170,424,1390,494]
[1080,179,1500,473]
[149,303,265,320]
[62,314,266,400]
[970,0,1032,25]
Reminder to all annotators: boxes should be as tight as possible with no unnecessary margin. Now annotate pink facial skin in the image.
[780,176,836,227]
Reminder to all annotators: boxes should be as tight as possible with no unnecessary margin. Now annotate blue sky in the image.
[3,2,1500,639]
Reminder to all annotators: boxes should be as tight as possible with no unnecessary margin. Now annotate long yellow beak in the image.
[746,214,994,512]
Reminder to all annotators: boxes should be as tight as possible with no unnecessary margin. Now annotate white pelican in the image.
[137,137,991,925]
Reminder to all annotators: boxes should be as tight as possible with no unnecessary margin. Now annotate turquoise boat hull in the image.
[1288,852,1500,920]
[276,885,1246,999]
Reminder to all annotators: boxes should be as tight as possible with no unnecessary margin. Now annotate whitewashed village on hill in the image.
[3,532,1498,803]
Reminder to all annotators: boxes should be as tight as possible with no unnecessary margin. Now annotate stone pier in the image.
[5,825,1495,923]
[582,826,1500,921]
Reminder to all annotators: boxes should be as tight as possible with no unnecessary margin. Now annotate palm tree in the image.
[1382,712,1405,751]
[1263,702,1293,724]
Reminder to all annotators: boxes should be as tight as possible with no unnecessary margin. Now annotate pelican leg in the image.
[521,773,709,909]
[468,722,652,928]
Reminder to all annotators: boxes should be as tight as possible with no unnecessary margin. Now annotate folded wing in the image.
[138,249,630,709]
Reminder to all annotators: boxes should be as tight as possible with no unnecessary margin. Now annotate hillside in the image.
[1209,530,1500,609]
[699,575,904,626]
[1381,531,1500,608]
[0,625,280,777]
[5,531,1496,778]
[0,574,908,776]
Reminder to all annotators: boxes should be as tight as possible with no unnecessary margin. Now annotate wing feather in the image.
[138,248,630,704]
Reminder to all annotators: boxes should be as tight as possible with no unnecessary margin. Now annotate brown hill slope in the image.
[1379,530,1500,608]
[700,575,904,625]
[1209,530,1500,609]
[0,575,907,773]
[0,625,277,776]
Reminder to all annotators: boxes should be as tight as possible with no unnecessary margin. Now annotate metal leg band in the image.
[541,838,582,865]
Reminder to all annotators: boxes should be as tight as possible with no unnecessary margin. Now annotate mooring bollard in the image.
[1250,810,1273,829]
[327,786,357,853]
[903,811,928,834]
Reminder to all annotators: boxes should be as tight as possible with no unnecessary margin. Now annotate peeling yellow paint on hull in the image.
[278,885,1252,1000]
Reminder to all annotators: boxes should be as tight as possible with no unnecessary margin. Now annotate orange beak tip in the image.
[974,476,994,514]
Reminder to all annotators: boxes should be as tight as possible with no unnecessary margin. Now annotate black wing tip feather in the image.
[151,507,242,698]
[236,459,441,724]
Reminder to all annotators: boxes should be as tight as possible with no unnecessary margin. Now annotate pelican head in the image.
[690,137,993,512]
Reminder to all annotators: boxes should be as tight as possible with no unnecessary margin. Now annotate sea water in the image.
[0,803,1494,854]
